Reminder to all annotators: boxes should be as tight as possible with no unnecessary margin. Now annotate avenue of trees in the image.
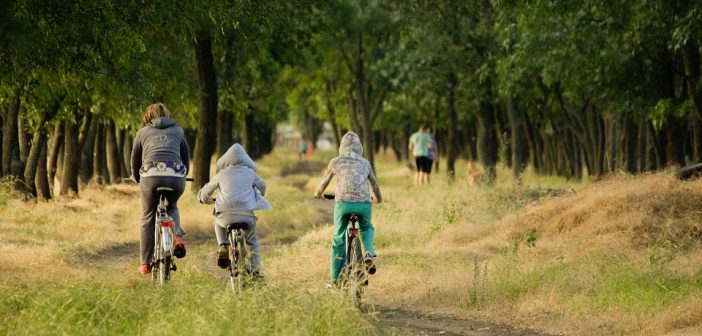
[2,0,702,200]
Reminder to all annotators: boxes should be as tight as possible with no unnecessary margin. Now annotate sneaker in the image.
[173,236,186,259]
[138,263,151,275]
[217,244,230,269]
[364,253,376,275]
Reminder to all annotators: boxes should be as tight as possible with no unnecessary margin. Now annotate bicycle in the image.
[125,177,193,285]
[223,221,252,293]
[319,193,372,306]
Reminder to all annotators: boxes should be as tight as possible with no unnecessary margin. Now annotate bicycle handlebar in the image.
[123,177,194,184]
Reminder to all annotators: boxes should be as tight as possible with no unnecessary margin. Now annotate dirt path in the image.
[374,307,546,336]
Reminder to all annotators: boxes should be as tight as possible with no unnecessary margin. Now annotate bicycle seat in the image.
[156,187,175,193]
[227,222,249,231]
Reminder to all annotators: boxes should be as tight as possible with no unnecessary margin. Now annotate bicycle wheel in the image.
[235,235,247,292]
[151,224,161,283]
[159,256,171,285]
[346,236,364,305]
[228,231,238,293]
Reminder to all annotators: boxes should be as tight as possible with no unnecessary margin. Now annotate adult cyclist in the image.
[130,103,190,275]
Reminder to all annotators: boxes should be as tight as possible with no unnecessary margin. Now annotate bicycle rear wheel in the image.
[228,231,239,293]
[152,226,161,283]
[235,235,248,292]
[159,256,171,285]
[345,236,365,306]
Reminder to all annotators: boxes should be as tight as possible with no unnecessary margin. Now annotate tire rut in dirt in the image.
[375,307,549,336]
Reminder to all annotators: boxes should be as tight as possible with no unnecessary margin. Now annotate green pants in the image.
[330,202,376,280]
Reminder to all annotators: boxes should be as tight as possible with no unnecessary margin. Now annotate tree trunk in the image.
[607,118,618,172]
[242,105,274,160]
[192,32,219,190]
[18,109,29,165]
[624,113,638,173]
[122,130,132,179]
[118,127,129,178]
[477,82,499,184]
[683,40,702,121]
[507,96,528,180]
[216,109,233,157]
[59,119,80,196]
[661,45,685,166]
[2,89,21,178]
[92,122,106,184]
[355,32,375,170]
[324,79,342,146]
[80,115,98,183]
[35,141,51,200]
[691,117,702,163]
[48,121,63,186]
[446,73,459,178]
[105,120,122,183]
[23,116,49,195]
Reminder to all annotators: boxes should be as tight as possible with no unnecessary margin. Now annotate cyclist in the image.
[314,131,382,287]
[196,143,272,276]
[130,103,189,275]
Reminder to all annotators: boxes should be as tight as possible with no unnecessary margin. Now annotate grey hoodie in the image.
[130,117,190,183]
[197,143,272,213]
[315,131,382,203]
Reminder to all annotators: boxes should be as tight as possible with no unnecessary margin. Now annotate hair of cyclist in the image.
[143,103,172,125]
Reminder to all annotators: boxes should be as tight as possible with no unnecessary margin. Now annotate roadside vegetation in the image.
[2,148,702,335]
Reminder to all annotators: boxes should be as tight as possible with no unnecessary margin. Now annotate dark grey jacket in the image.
[130,117,190,183]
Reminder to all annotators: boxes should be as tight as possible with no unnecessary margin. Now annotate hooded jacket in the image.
[314,131,382,203]
[130,117,190,182]
[197,143,272,213]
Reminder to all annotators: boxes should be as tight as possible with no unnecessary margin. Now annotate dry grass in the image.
[3,148,702,335]
[266,153,702,336]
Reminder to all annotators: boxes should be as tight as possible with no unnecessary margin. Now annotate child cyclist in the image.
[196,143,272,275]
[314,131,382,286]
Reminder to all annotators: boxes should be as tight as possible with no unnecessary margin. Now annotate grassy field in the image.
[2,147,702,335]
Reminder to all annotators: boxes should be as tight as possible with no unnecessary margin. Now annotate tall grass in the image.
[0,271,374,336]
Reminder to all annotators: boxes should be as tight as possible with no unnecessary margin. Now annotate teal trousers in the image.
[330,202,376,280]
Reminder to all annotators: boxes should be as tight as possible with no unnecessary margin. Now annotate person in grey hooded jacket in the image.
[196,143,272,274]
[130,103,190,275]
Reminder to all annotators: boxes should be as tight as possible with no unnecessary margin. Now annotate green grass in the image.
[0,271,375,336]
[485,253,702,314]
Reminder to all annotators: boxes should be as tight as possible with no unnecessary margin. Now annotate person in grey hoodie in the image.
[196,143,272,275]
[130,103,190,275]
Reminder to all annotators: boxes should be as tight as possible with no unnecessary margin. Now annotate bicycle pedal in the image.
[171,263,177,271]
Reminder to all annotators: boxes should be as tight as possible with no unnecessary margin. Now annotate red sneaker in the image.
[173,236,186,259]
[138,263,151,274]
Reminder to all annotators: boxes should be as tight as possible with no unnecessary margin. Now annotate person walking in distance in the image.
[408,124,432,185]
[130,103,189,275]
